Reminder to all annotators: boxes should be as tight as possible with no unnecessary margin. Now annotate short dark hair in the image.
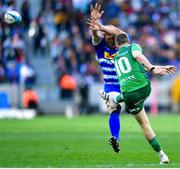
[115,34,129,46]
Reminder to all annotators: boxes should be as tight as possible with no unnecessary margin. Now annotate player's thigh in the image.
[124,100,144,114]
[123,83,151,114]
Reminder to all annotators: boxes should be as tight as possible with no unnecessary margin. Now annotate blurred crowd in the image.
[0,0,180,84]
[0,0,180,86]
[0,0,35,85]
[0,0,179,112]
[33,0,180,85]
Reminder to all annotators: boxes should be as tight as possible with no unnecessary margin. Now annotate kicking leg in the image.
[134,108,169,164]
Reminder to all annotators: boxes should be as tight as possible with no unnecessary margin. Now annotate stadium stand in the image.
[0,0,179,114]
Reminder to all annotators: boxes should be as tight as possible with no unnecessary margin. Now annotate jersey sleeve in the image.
[93,38,106,59]
[131,43,143,54]
[93,38,105,51]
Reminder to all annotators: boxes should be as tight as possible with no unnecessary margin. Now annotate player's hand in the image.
[163,65,177,75]
[152,65,177,76]
[87,18,103,31]
[90,3,104,20]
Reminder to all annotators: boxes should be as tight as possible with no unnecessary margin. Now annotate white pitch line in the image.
[93,162,179,168]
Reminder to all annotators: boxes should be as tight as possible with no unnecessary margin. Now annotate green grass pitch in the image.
[0,114,180,168]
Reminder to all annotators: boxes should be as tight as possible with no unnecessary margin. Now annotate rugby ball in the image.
[4,11,22,24]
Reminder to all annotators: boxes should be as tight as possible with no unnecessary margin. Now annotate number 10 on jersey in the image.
[115,57,132,76]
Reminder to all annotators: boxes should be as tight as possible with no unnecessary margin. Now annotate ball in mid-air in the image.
[4,11,22,24]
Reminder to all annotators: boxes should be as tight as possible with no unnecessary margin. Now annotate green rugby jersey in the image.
[114,43,150,93]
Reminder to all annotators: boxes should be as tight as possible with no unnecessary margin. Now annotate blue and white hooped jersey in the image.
[94,38,120,92]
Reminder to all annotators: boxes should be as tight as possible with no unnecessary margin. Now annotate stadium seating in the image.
[0,0,179,113]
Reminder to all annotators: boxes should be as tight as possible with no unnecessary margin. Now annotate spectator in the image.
[22,87,39,110]
[20,62,36,87]
[59,73,77,99]
[6,61,19,83]
[79,77,89,114]
[0,63,6,82]
[21,0,31,30]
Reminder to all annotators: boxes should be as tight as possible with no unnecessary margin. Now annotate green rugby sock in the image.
[149,137,162,152]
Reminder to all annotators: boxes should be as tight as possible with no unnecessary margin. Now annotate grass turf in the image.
[0,114,180,168]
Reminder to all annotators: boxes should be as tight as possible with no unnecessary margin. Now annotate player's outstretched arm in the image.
[132,50,154,71]
[89,3,104,45]
[88,3,126,36]
[132,50,177,75]
[87,17,126,36]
